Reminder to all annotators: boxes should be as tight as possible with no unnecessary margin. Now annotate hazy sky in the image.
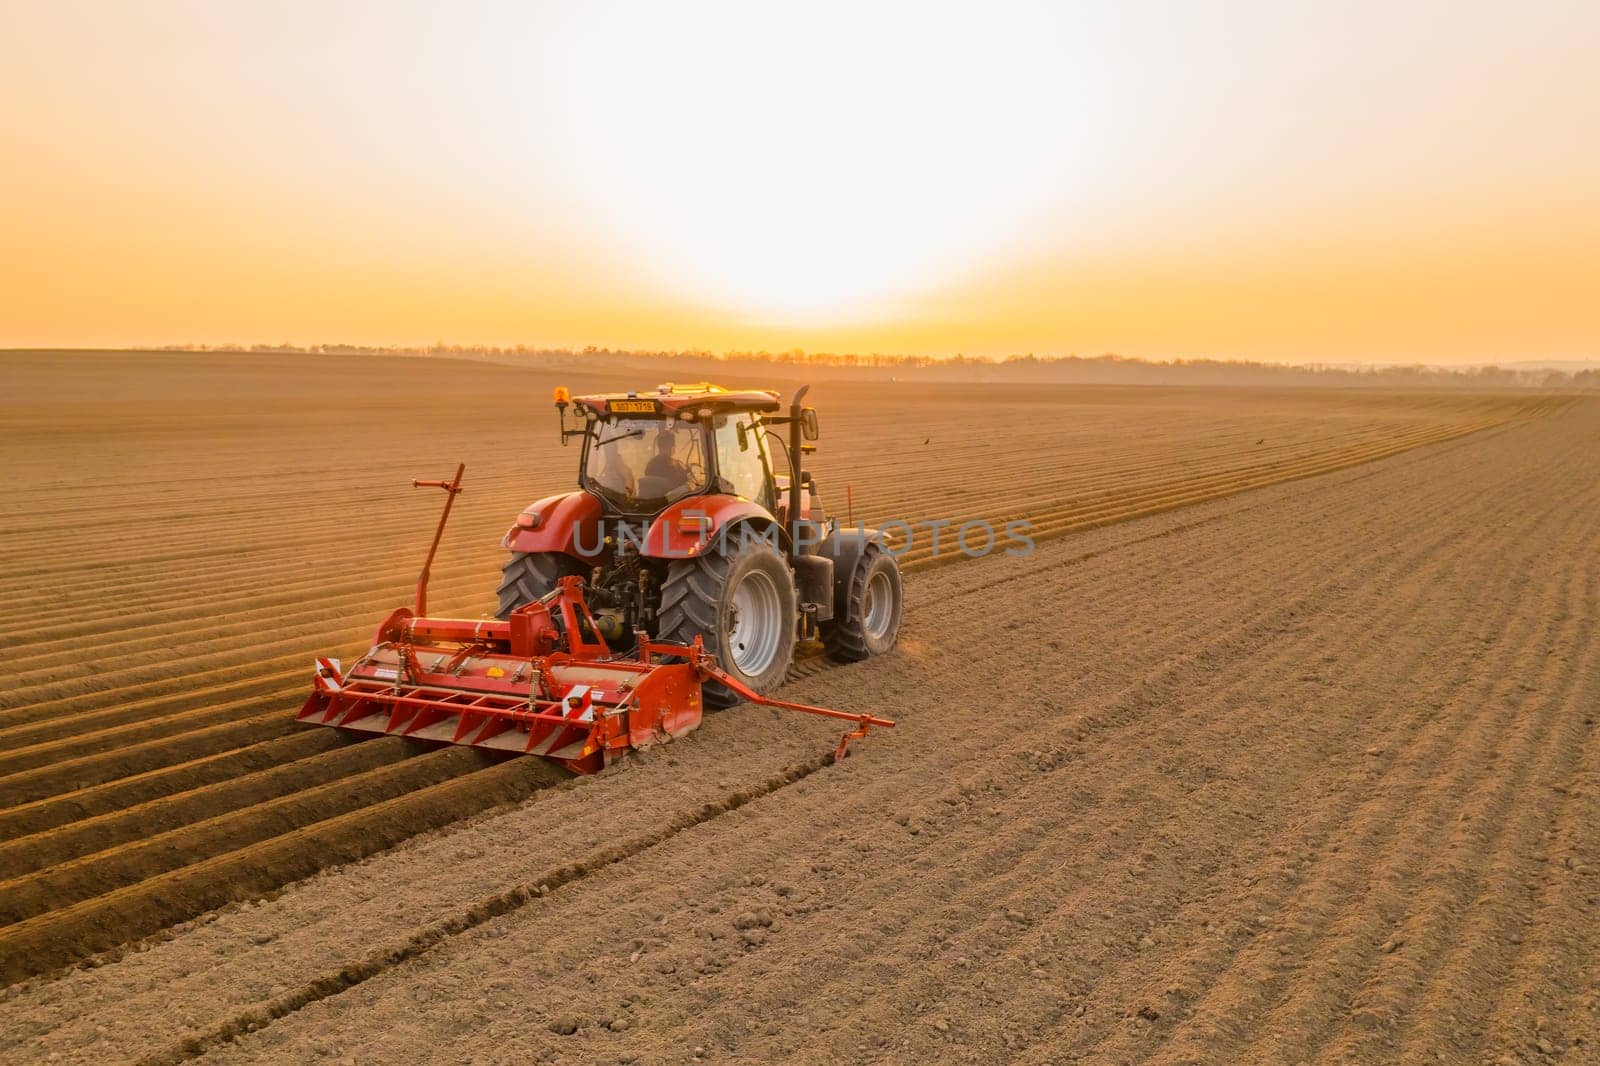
[2,1,1596,362]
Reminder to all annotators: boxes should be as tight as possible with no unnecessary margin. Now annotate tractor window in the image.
[712,414,772,507]
[583,418,708,511]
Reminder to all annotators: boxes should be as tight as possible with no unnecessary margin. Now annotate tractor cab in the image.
[565,384,781,516]
[569,382,780,515]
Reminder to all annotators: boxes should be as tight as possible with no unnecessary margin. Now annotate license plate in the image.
[610,399,658,413]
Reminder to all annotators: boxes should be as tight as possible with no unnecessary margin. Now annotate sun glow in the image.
[1,1,1596,361]
[519,4,1081,323]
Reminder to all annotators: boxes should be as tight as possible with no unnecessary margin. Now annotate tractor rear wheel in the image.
[823,543,902,662]
[496,551,585,619]
[658,538,797,708]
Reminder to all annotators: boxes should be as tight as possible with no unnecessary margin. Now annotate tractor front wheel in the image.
[823,543,903,662]
[658,539,797,708]
[496,551,585,619]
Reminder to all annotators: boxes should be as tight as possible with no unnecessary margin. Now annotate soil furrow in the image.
[0,755,568,985]
[0,351,1580,1065]
[0,743,481,923]
[0,731,350,841]
[1133,455,1583,1063]
[169,397,1589,1066]
[0,736,408,874]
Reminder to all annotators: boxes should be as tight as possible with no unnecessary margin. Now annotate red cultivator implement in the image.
[297,465,893,773]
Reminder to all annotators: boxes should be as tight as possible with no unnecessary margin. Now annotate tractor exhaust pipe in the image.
[788,385,808,561]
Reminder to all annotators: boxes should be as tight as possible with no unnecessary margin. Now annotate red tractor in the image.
[497,382,903,705]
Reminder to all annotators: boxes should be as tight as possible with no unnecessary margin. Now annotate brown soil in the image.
[0,350,1592,1063]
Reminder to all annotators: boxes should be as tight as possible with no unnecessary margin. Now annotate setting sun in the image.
[532,5,1073,322]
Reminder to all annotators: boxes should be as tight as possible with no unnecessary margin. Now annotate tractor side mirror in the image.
[800,408,819,441]
[736,420,749,451]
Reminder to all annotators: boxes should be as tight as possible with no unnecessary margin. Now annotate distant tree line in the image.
[140,343,1599,390]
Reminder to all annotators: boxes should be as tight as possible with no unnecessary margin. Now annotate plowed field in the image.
[1,350,1592,1064]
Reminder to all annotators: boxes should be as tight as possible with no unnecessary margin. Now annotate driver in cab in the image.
[644,426,690,496]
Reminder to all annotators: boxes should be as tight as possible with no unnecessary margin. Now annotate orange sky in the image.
[2,1,1596,363]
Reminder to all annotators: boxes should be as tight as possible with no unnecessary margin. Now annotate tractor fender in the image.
[640,495,781,560]
[818,527,890,616]
[501,490,604,560]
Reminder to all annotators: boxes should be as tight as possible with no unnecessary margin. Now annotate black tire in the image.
[823,544,902,663]
[496,551,586,619]
[658,538,797,708]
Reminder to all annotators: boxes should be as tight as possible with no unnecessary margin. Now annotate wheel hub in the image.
[727,568,783,676]
[863,568,895,640]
